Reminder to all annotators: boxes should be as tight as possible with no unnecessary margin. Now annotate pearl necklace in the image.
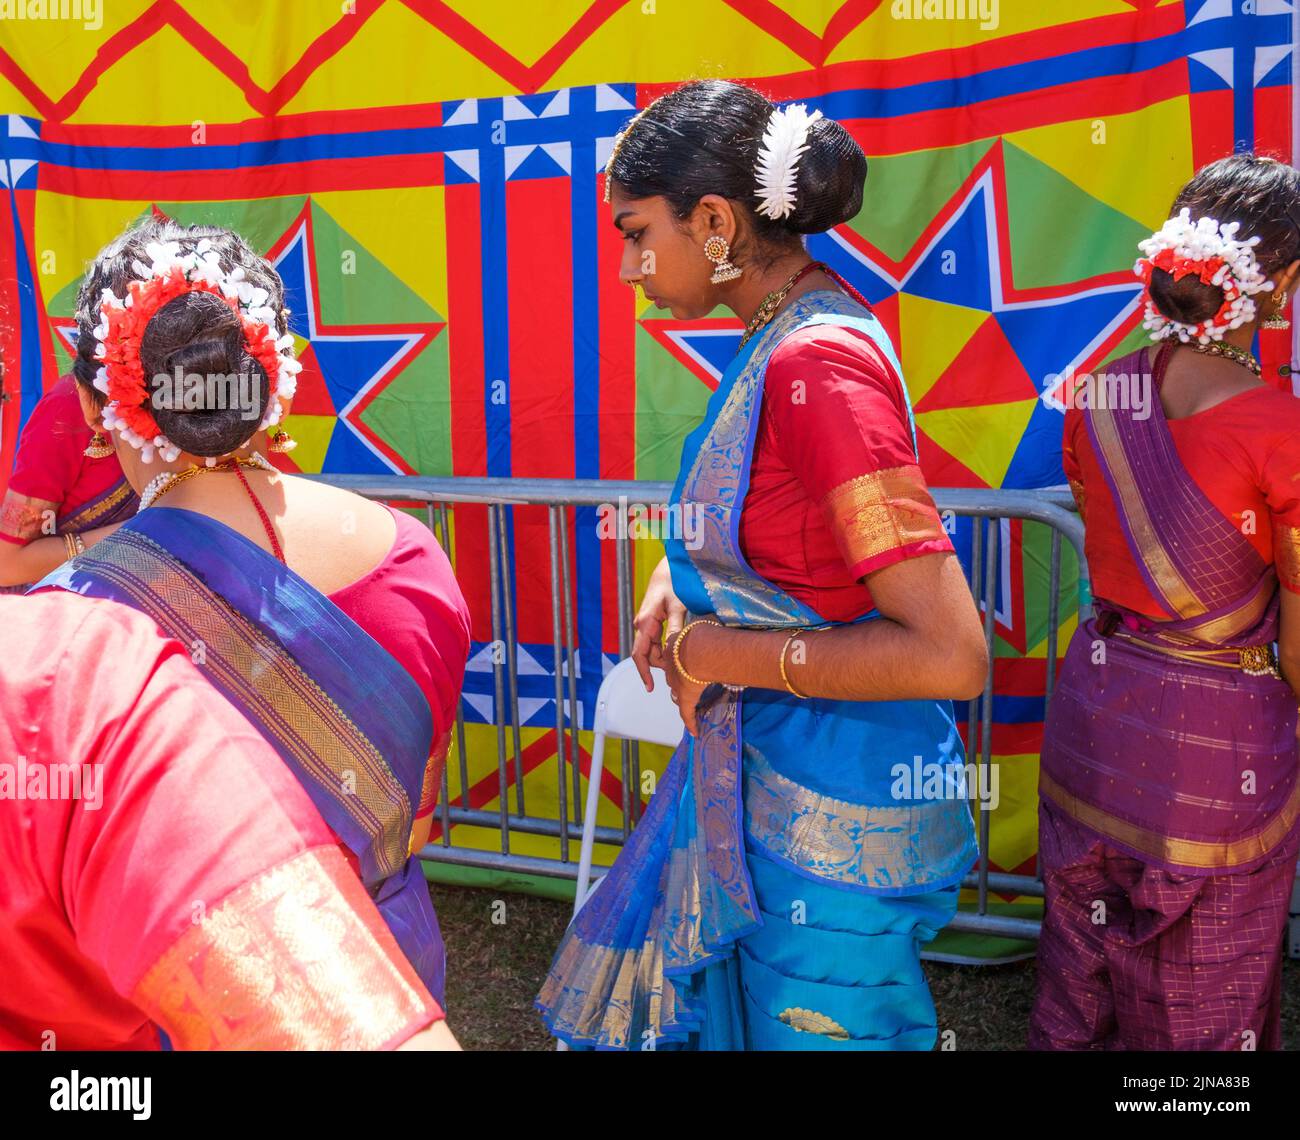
[137,451,277,512]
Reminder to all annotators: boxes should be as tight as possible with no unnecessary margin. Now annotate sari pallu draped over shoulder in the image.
[1041,344,1300,876]
[31,506,446,1001]
[537,290,977,1049]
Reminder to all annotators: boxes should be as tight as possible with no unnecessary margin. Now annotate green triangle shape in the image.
[847,140,994,263]
[309,201,442,325]
[158,197,308,259]
[634,325,713,482]
[47,277,82,318]
[1002,141,1150,289]
[357,328,451,475]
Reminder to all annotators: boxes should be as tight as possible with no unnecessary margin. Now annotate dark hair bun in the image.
[1146,268,1223,326]
[787,117,867,234]
[1145,152,1300,326]
[140,291,271,457]
[73,217,288,458]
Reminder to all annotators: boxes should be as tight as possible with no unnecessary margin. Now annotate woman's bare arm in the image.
[674,551,988,706]
[396,1019,461,1050]
[0,521,124,586]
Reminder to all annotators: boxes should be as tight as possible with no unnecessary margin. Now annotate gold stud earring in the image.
[83,429,113,459]
[704,235,742,284]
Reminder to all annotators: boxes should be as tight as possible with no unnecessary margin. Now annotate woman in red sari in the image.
[0,591,457,1050]
[1031,154,1300,1050]
[0,372,137,589]
[31,218,471,1009]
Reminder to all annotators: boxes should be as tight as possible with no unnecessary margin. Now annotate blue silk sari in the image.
[33,506,446,1002]
[537,290,977,1049]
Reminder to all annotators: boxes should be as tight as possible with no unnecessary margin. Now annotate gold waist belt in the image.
[1109,628,1281,678]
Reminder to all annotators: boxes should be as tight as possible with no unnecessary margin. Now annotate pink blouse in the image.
[328,504,471,824]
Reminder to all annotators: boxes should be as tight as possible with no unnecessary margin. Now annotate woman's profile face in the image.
[610,187,718,321]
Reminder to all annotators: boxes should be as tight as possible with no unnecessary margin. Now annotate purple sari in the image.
[1041,344,1300,875]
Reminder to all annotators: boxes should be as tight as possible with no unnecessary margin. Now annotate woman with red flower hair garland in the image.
[0,361,137,589]
[26,217,471,1034]
[1031,154,1300,1051]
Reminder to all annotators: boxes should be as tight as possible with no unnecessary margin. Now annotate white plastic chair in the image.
[572,657,685,916]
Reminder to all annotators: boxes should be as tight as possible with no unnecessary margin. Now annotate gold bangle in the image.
[62,532,83,561]
[672,618,719,686]
[779,628,810,699]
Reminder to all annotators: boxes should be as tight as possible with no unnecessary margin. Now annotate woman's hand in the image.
[662,626,709,736]
[631,555,687,691]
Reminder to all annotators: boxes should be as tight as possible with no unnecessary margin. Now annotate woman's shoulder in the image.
[21,373,86,434]
[763,320,907,438]
[324,496,466,617]
[769,320,896,378]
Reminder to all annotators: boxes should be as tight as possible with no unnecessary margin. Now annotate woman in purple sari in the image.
[1031,154,1300,1050]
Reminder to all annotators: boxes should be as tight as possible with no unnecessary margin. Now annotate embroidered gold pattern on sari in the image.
[820,463,947,573]
[1067,477,1086,519]
[133,847,435,1049]
[1275,525,1300,594]
[743,744,973,889]
[779,1007,850,1040]
[61,480,136,530]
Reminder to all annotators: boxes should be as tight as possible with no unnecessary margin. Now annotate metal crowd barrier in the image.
[314,475,1089,942]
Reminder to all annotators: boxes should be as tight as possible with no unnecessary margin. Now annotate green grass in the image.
[433,881,1300,1051]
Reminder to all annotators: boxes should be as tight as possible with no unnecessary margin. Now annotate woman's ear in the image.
[692,195,737,246]
[74,380,102,430]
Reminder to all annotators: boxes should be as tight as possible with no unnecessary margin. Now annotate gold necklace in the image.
[738,261,824,349]
[139,455,271,511]
[1188,339,1261,378]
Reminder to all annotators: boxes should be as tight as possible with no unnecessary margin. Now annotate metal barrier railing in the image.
[314,475,1089,942]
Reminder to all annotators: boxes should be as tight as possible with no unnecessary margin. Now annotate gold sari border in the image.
[1039,768,1300,871]
[63,480,135,530]
[133,846,438,1050]
[1088,402,1207,618]
[1275,525,1300,595]
[82,530,415,876]
[819,464,950,578]
[744,745,973,889]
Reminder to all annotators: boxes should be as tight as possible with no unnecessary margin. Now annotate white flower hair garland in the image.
[91,238,301,463]
[753,103,823,221]
[1133,208,1273,344]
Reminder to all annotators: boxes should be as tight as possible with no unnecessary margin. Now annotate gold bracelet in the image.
[672,618,719,686]
[779,628,809,699]
[62,532,84,561]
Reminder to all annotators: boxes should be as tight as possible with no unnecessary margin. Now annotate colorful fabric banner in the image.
[1,0,1295,893]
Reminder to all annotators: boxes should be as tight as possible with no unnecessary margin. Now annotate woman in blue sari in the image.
[29,219,470,1035]
[537,81,988,1050]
